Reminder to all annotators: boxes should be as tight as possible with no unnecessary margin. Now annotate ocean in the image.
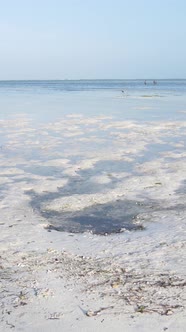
[0,80,185,234]
[1,79,186,93]
[0,79,186,122]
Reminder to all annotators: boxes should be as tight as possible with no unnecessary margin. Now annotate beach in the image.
[0,80,186,331]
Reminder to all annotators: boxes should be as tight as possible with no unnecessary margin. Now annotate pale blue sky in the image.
[0,0,186,79]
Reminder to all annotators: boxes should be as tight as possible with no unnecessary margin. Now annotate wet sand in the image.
[0,93,186,331]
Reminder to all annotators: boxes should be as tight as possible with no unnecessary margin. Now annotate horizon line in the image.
[0,78,186,81]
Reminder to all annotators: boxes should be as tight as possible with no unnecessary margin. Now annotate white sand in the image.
[0,114,186,331]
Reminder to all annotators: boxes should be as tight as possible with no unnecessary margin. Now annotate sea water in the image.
[0,80,185,234]
[0,79,186,121]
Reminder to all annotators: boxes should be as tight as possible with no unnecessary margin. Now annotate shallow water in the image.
[0,80,186,122]
[0,80,186,234]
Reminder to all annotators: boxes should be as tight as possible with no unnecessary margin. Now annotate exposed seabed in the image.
[0,92,186,330]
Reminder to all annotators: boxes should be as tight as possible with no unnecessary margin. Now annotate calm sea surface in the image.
[0,79,186,122]
[0,79,186,93]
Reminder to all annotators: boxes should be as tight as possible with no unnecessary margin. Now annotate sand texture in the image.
[0,111,186,331]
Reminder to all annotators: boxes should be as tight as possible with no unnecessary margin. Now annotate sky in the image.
[0,0,186,79]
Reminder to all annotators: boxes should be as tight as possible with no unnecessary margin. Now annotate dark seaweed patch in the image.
[28,189,149,234]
